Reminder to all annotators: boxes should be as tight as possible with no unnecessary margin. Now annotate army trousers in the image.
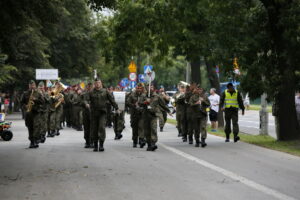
[25,112,42,141]
[73,105,83,128]
[224,108,239,137]
[186,107,194,138]
[113,111,125,134]
[157,111,167,128]
[130,113,144,142]
[55,106,63,130]
[143,112,158,145]
[83,109,91,143]
[176,110,187,135]
[65,106,72,126]
[91,110,107,143]
[49,111,56,131]
[40,111,48,136]
[192,117,207,140]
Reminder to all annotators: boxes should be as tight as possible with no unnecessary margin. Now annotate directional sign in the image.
[130,81,137,88]
[143,65,153,74]
[138,74,145,83]
[128,61,137,73]
[129,73,137,81]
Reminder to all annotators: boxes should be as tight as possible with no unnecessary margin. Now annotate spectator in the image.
[4,95,10,114]
[244,93,250,110]
[208,88,220,132]
[296,91,300,127]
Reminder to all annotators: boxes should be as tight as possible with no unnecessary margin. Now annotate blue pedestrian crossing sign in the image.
[138,74,145,83]
[144,65,153,74]
[130,81,137,89]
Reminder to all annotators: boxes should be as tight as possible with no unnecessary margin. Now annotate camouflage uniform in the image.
[82,90,92,147]
[174,92,187,137]
[189,93,210,147]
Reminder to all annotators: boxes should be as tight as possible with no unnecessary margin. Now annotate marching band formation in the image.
[21,78,244,152]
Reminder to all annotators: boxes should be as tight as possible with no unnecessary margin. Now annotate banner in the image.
[36,69,58,80]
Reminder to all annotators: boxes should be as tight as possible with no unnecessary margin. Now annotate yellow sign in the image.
[128,61,137,73]
[80,82,85,89]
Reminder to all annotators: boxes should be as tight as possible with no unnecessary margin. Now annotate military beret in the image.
[29,80,35,84]
[38,81,45,87]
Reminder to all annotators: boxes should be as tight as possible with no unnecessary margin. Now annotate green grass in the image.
[248,104,272,113]
[166,119,300,157]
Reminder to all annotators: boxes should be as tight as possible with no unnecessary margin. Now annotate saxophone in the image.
[54,93,64,108]
[26,90,35,112]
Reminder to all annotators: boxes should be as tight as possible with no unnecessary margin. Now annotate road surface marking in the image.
[160,142,297,200]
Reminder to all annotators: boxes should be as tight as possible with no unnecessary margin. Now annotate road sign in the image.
[36,69,58,80]
[144,65,153,74]
[128,61,137,73]
[119,78,129,88]
[129,73,137,81]
[138,74,145,83]
[144,71,155,82]
[130,81,137,88]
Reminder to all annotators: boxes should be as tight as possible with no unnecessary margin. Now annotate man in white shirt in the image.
[296,92,300,127]
[208,88,220,132]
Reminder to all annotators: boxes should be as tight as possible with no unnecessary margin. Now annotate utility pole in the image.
[186,61,191,83]
[259,93,269,135]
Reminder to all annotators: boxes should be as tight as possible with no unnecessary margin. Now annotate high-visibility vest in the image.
[225,89,238,108]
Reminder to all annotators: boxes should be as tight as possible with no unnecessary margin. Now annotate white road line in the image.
[160,142,297,200]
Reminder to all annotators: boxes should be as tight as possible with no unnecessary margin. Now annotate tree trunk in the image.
[190,56,201,84]
[204,57,224,128]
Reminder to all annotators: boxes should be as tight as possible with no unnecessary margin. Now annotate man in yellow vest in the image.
[220,83,245,142]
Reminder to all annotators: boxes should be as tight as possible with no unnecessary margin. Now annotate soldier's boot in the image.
[99,141,104,152]
[182,136,187,142]
[89,142,94,148]
[33,140,39,148]
[195,139,200,147]
[225,133,230,142]
[50,130,56,137]
[139,138,146,148]
[56,129,60,136]
[114,133,118,140]
[234,135,240,143]
[201,138,207,148]
[84,142,90,148]
[146,143,153,151]
[29,140,35,148]
[178,131,182,137]
[41,135,46,143]
[188,136,193,144]
[77,126,83,131]
[160,127,163,132]
[152,143,158,151]
[117,133,123,140]
[47,130,51,137]
[133,139,138,148]
[93,142,98,152]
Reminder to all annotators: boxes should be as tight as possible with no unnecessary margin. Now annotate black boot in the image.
[160,127,163,132]
[33,140,39,148]
[152,143,157,151]
[225,134,230,142]
[99,141,104,152]
[188,136,193,144]
[56,129,60,136]
[50,130,56,137]
[139,138,146,148]
[201,138,207,148]
[133,139,138,148]
[47,131,51,137]
[234,136,240,143]
[182,136,187,142]
[178,132,182,137]
[117,133,123,140]
[29,140,35,148]
[84,142,90,148]
[195,139,200,147]
[146,143,153,151]
[93,142,98,152]
[41,135,46,143]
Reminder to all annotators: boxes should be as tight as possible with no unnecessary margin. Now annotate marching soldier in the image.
[39,81,48,143]
[139,85,170,151]
[106,86,114,128]
[54,82,64,136]
[85,78,119,152]
[174,84,187,137]
[82,83,93,148]
[70,86,83,131]
[112,86,125,140]
[127,83,146,148]
[220,83,245,142]
[158,87,170,132]
[189,86,210,147]
[183,84,195,142]
[47,86,58,137]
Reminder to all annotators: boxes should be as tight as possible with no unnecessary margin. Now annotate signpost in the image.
[36,69,58,80]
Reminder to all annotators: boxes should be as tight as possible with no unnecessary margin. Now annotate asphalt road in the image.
[0,113,299,200]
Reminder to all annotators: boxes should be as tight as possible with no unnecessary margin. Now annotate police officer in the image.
[85,78,119,152]
[220,83,245,142]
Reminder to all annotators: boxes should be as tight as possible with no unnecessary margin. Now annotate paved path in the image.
[0,113,299,200]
